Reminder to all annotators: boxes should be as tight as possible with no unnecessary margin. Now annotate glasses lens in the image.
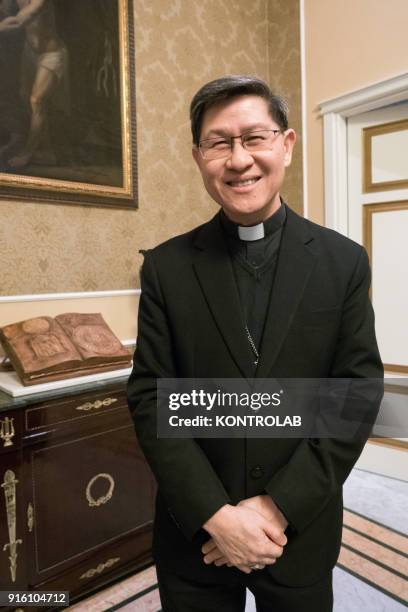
[243,130,280,151]
[200,138,231,160]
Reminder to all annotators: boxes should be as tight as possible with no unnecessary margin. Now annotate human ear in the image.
[192,146,201,167]
[192,145,207,173]
[283,129,296,167]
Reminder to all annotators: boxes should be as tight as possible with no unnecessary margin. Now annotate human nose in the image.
[225,139,254,171]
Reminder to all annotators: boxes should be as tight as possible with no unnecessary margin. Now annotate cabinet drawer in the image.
[24,387,128,434]
[32,528,153,599]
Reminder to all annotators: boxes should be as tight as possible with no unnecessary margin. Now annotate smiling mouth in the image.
[226,177,260,187]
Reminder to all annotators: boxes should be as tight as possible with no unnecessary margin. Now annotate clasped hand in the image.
[202,495,288,574]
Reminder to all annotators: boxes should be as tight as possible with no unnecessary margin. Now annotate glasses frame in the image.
[198,129,283,160]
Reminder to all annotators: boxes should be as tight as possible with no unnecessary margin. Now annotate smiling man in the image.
[192,93,295,225]
[127,75,383,611]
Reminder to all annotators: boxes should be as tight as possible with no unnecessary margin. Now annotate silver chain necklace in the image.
[245,325,259,366]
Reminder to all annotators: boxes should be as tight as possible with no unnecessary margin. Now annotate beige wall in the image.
[0,0,303,341]
[304,0,408,224]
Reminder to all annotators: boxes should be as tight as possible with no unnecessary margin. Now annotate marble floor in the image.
[68,468,408,611]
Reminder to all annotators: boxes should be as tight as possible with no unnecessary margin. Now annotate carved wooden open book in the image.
[0,313,132,386]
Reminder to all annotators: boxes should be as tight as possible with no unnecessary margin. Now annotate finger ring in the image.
[250,564,261,570]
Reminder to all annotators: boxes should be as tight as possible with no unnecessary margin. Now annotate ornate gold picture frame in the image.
[363,119,408,193]
[0,0,137,209]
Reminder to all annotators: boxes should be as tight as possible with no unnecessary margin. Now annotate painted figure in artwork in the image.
[0,0,68,169]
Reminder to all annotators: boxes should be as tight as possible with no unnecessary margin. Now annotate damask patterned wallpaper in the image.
[268,0,303,210]
[0,0,301,295]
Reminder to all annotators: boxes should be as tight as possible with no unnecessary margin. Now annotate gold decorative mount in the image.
[76,397,118,412]
[27,503,34,532]
[86,473,115,508]
[1,470,22,583]
[0,417,15,448]
[80,557,120,580]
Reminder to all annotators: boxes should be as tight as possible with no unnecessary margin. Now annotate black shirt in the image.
[220,204,286,368]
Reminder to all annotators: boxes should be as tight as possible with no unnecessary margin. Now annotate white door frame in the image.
[319,72,408,235]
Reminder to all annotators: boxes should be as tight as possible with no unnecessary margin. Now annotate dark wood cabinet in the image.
[0,377,155,610]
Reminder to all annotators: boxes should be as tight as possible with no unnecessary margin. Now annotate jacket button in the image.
[250,465,264,479]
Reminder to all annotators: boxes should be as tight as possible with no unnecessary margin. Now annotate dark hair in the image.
[190,75,289,145]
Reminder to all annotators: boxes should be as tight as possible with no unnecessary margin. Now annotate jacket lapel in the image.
[256,207,317,378]
[193,214,253,378]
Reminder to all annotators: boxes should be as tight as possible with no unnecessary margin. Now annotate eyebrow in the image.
[203,123,273,139]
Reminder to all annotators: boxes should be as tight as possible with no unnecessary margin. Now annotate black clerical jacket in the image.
[127,205,383,586]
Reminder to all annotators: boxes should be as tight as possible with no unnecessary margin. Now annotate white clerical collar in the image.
[238,223,265,241]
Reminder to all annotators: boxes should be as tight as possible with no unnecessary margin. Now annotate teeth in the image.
[230,178,258,187]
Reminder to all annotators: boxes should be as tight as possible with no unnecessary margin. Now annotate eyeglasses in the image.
[198,129,283,160]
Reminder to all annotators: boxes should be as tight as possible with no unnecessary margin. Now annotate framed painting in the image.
[0,0,137,209]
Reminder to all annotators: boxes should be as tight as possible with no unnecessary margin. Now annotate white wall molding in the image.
[319,72,408,117]
[322,112,349,234]
[319,72,408,232]
[0,289,141,304]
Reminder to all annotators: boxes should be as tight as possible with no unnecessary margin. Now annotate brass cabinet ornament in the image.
[1,470,22,582]
[27,503,34,532]
[80,557,120,580]
[0,416,15,448]
[76,397,118,412]
[86,473,115,507]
